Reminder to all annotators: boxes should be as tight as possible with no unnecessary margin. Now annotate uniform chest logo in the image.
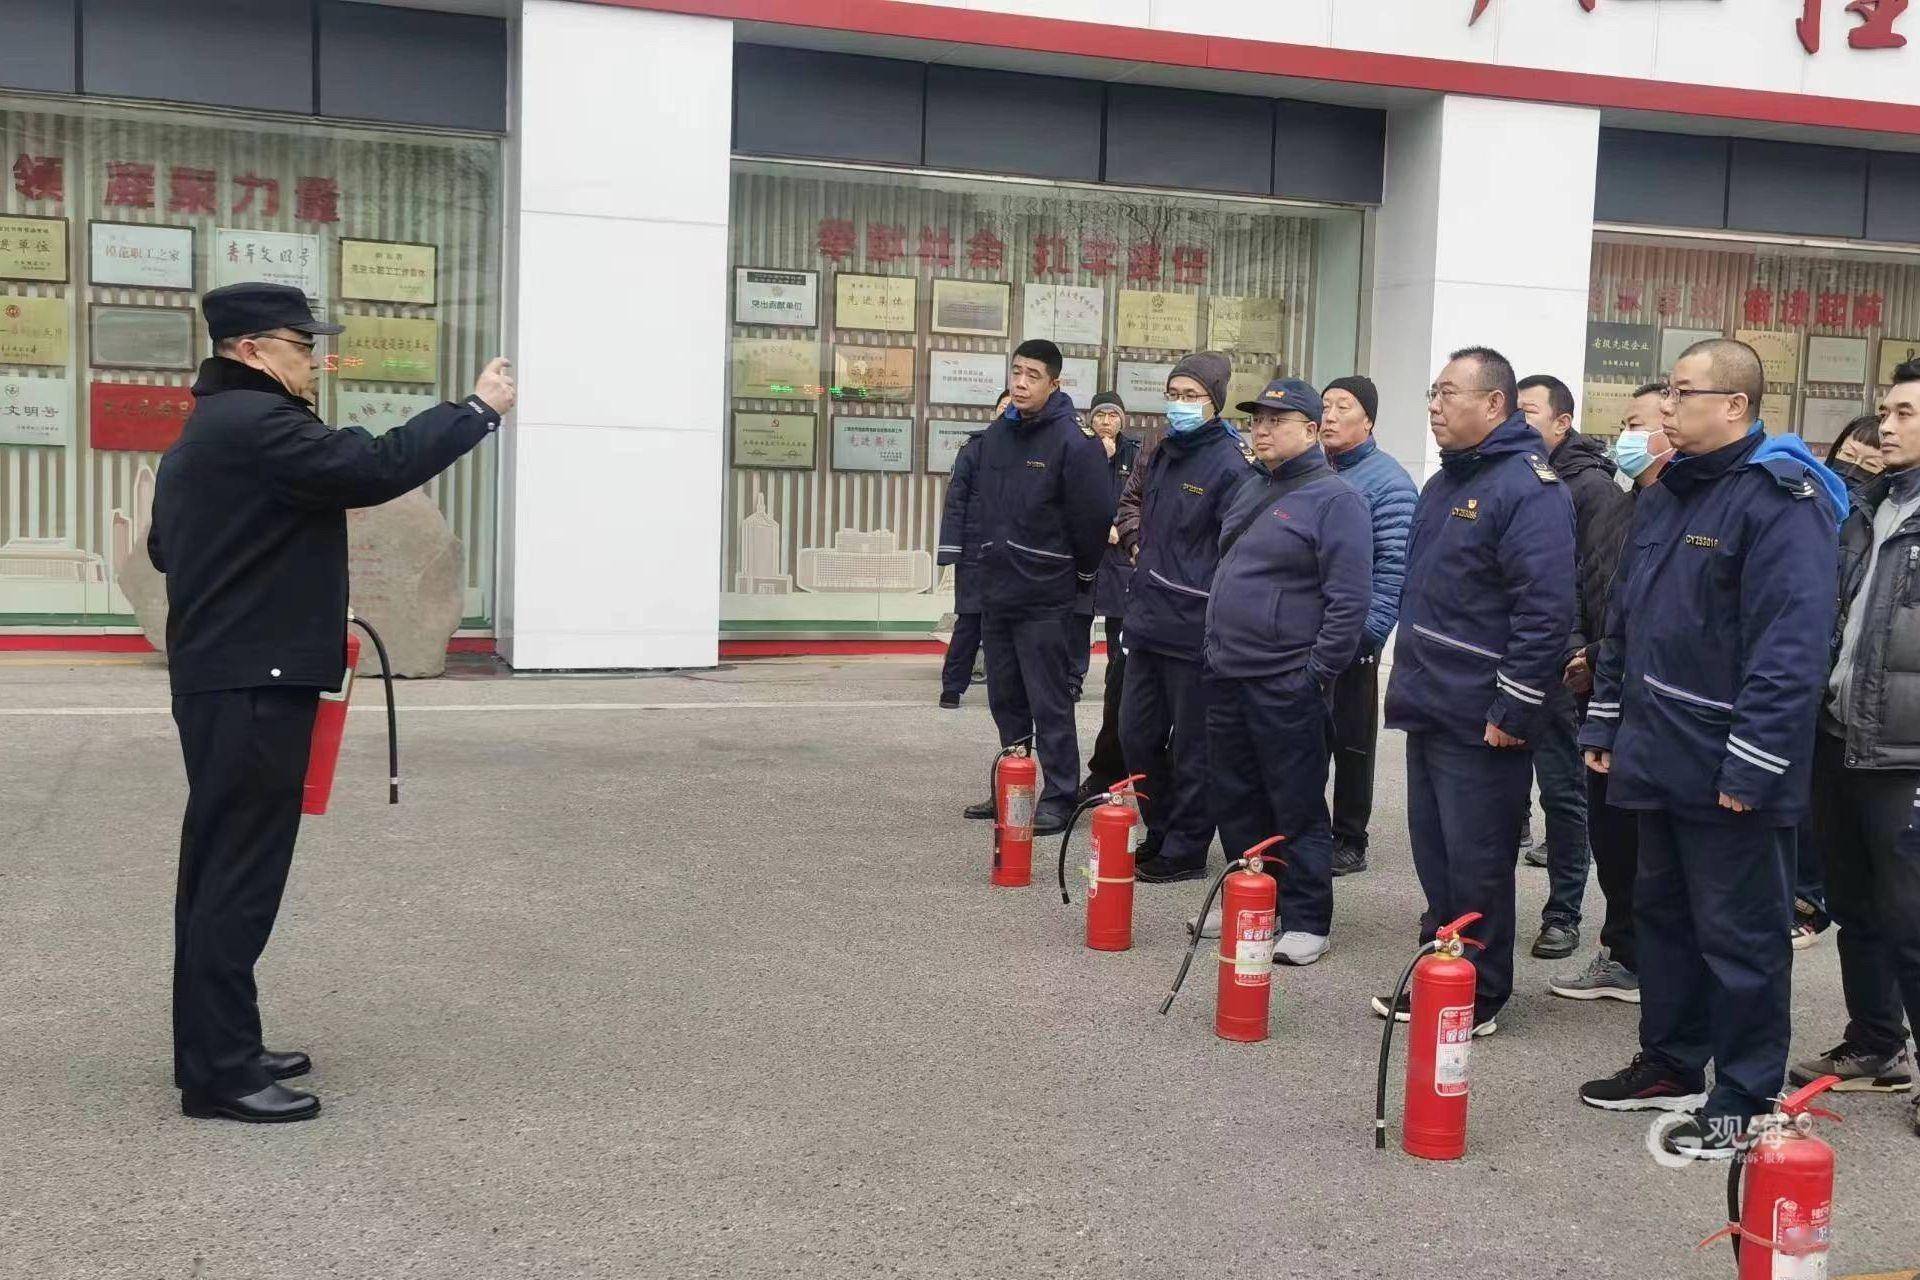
[1450,498,1479,521]
[1182,482,1206,496]
[1025,459,1047,470]
[1684,534,1719,548]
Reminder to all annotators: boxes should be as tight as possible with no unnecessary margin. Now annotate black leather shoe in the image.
[964,797,996,820]
[1031,801,1074,836]
[938,693,960,709]
[1136,854,1207,884]
[1331,842,1369,877]
[1532,921,1580,959]
[181,1082,320,1123]
[260,1049,311,1080]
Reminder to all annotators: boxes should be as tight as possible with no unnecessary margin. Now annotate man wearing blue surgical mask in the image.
[1550,381,1668,1005]
[1118,351,1259,882]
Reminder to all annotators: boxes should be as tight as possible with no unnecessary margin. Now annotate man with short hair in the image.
[1551,381,1672,1004]
[1196,378,1371,965]
[1789,360,1920,1141]
[1514,373,1633,961]
[963,341,1111,834]
[151,282,513,1123]
[1120,351,1257,882]
[1373,347,1576,1036]
[1320,375,1416,877]
[1578,339,1844,1161]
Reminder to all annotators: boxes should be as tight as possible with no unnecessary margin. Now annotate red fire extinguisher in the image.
[1374,912,1484,1160]
[989,736,1037,887]
[1055,773,1145,951]
[1699,1075,1843,1279]
[302,613,400,816]
[1159,836,1288,1042]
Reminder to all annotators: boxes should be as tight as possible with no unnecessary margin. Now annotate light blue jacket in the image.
[1329,436,1418,649]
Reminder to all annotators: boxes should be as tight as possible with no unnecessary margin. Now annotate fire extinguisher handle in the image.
[1777,1073,1845,1115]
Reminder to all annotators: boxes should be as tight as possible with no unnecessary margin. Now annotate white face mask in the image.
[1612,429,1672,479]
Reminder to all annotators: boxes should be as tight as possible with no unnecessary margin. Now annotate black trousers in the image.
[172,687,319,1097]
[1587,765,1639,972]
[982,610,1078,806]
[1328,645,1379,851]
[1532,684,1591,928]
[1207,671,1336,936]
[1085,617,1129,787]
[1636,811,1793,1122]
[1812,731,1920,1057]
[1064,611,1094,690]
[1406,732,1532,1024]
[941,612,982,700]
[1121,646,1214,864]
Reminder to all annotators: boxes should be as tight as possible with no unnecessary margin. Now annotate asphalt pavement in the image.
[1,653,1915,1280]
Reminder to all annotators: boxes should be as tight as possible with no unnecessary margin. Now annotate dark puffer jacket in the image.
[1549,430,1635,659]
[1828,470,1920,770]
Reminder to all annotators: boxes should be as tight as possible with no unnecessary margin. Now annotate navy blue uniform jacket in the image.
[1204,442,1372,685]
[1091,434,1141,619]
[1384,413,1577,744]
[972,391,1111,618]
[1123,419,1256,662]
[1579,428,1841,824]
[936,430,987,614]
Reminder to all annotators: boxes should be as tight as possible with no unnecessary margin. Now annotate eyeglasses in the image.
[1252,413,1312,430]
[1166,388,1211,403]
[252,333,317,353]
[1426,385,1494,403]
[1661,386,1740,402]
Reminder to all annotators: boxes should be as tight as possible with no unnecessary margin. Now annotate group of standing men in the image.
[942,333,1920,1158]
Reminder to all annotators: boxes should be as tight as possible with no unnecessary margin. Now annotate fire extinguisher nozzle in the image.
[1374,1121,1386,1151]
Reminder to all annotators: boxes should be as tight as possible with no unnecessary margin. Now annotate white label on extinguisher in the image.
[1087,851,1101,899]
[1005,785,1035,833]
[1771,1198,1830,1280]
[1232,909,1274,986]
[1434,1005,1474,1097]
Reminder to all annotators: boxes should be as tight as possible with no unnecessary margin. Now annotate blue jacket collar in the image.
[1438,412,1542,475]
[1160,417,1232,455]
[1007,389,1079,432]
[1269,441,1331,482]
[1328,436,1377,470]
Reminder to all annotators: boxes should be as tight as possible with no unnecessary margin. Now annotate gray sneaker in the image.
[1549,948,1640,1003]
[1787,1041,1914,1093]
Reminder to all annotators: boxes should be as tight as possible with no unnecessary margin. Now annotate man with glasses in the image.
[1192,379,1370,964]
[1577,339,1844,1161]
[150,282,515,1123]
[1373,346,1575,1038]
[1119,352,1258,882]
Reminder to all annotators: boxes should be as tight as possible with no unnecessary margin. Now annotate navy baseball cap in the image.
[202,282,343,342]
[1237,377,1321,421]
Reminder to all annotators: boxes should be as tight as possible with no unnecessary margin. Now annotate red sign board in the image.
[90,382,195,452]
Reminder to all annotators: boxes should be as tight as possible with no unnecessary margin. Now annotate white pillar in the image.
[498,0,731,669]
[1368,95,1599,479]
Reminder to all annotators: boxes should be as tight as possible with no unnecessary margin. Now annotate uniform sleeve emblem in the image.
[1527,455,1561,484]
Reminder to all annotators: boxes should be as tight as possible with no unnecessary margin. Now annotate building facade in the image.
[5,0,1920,667]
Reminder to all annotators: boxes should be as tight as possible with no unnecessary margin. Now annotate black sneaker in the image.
[1579,1054,1708,1113]
[1531,921,1579,959]
[963,797,996,821]
[1076,776,1117,805]
[939,693,961,710]
[1135,854,1206,884]
[1332,842,1368,877]
[1787,1041,1914,1092]
[1523,842,1550,869]
[1370,991,1411,1022]
[1657,1113,1743,1163]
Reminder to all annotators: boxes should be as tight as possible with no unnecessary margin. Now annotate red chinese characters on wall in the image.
[915,226,953,269]
[231,174,281,216]
[11,154,62,203]
[865,222,906,265]
[1855,291,1886,328]
[90,383,196,453]
[1799,0,1908,53]
[1031,233,1069,277]
[816,218,857,265]
[295,177,341,224]
[103,162,156,209]
[965,228,1005,272]
[167,167,218,215]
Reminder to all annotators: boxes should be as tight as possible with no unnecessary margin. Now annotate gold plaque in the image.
[338,315,439,384]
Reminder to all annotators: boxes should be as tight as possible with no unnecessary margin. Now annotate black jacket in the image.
[1551,431,1634,658]
[150,358,499,696]
[936,431,986,614]
[1091,433,1142,619]
[1827,471,1920,770]
[1122,419,1257,662]
[972,392,1112,618]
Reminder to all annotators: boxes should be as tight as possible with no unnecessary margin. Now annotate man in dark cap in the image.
[1118,351,1258,881]
[150,282,514,1123]
[1320,375,1416,877]
[1077,390,1142,796]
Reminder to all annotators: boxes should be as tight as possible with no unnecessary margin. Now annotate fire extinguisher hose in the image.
[1158,858,1247,1016]
[351,615,400,805]
[1724,1140,1746,1263]
[1373,940,1441,1150]
[1055,794,1112,904]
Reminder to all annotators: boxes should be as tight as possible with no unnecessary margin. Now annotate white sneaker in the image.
[1187,907,1222,939]
[1273,931,1330,966]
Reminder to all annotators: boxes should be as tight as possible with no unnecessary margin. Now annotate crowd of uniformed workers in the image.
[939,335,1920,1160]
